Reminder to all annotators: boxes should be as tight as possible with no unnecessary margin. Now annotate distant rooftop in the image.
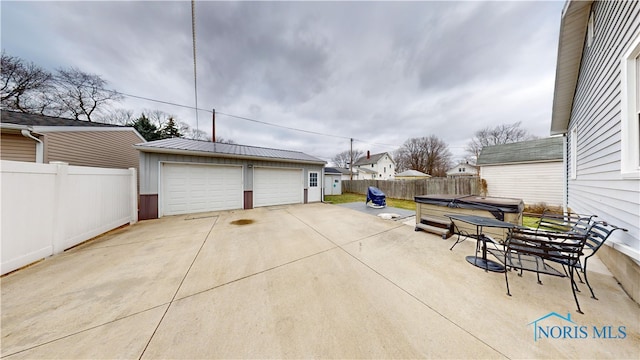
[396,169,430,177]
[135,137,325,164]
[477,137,563,165]
[325,167,350,175]
[354,152,392,166]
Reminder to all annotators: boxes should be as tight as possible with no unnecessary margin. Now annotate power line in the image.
[103,86,398,149]
[214,111,350,140]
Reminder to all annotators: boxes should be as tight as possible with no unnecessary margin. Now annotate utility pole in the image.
[350,138,353,180]
[212,108,216,142]
[191,0,199,133]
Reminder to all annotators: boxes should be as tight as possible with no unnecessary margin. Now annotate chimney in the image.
[367,150,370,159]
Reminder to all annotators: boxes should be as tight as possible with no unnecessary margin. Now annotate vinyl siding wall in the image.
[138,151,324,195]
[43,131,141,170]
[0,133,37,162]
[480,161,563,207]
[568,0,640,262]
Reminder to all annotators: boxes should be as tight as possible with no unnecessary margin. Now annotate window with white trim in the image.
[309,172,318,187]
[621,34,640,178]
[570,127,577,180]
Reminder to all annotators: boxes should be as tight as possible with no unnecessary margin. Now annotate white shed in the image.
[324,167,343,195]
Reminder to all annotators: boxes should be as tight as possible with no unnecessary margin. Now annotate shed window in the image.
[621,34,640,178]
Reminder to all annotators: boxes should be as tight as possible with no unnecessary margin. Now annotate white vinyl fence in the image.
[1,160,137,275]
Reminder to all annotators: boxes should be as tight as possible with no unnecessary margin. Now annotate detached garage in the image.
[477,137,563,207]
[135,138,325,219]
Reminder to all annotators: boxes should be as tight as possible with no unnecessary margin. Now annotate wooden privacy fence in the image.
[342,177,480,200]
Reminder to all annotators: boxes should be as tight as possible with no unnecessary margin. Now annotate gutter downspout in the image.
[21,129,43,163]
[562,134,568,214]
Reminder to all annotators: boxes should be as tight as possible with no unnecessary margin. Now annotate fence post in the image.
[51,162,68,254]
[129,168,138,224]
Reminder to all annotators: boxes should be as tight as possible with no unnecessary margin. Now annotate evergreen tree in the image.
[160,116,182,138]
[131,114,161,141]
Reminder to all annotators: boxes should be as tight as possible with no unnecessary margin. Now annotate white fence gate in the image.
[1,160,137,275]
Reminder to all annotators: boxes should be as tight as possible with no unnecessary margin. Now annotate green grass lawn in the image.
[324,193,416,211]
[325,193,541,226]
[522,216,540,229]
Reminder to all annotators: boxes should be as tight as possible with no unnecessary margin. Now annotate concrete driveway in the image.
[2,203,639,359]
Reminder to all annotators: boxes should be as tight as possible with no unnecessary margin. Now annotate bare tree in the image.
[465,121,536,162]
[395,135,453,177]
[53,67,122,121]
[1,52,54,113]
[216,137,236,144]
[331,149,364,168]
[97,108,135,125]
[145,109,173,129]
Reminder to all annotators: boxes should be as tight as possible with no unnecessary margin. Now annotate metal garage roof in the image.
[134,137,326,165]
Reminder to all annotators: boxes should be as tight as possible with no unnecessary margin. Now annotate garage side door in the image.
[162,163,243,216]
[254,167,303,207]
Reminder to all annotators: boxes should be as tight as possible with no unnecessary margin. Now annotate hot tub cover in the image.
[414,194,523,221]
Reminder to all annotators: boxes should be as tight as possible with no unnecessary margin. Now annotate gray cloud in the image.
[1,0,565,161]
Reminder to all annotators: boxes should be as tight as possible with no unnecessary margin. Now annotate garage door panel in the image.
[162,163,243,216]
[254,168,303,207]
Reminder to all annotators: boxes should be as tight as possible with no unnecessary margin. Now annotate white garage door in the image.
[161,163,243,216]
[254,167,303,207]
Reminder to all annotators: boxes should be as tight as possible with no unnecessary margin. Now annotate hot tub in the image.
[414,194,524,241]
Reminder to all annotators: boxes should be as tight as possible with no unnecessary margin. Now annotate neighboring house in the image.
[0,111,144,170]
[353,151,395,179]
[324,167,343,195]
[395,169,431,180]
[477,137,564,207]
[446,162,478,177]
[353,167,376,180]
[550,1,639,302]
[134,138,326,219]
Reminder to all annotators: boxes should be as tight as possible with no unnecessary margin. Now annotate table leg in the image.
[466,226,505,272]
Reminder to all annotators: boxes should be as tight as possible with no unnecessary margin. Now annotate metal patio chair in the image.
[496,227,590,314]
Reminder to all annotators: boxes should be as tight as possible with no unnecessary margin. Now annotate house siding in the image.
[568,0,640,265]
[480,161,564,207]
[446,163,478,177]
[42,131,141,170]
[138,152,324,195]
[0,133,36,162]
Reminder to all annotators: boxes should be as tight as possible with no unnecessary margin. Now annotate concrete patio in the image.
[1,203,639,359]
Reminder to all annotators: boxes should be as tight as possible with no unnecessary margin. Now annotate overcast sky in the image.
[1,0,565,164]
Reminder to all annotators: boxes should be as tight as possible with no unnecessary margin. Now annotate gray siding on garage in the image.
[139,151,324,195]
[567,1,640,258]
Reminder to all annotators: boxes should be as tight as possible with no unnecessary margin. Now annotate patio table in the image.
[445,214,517,273]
